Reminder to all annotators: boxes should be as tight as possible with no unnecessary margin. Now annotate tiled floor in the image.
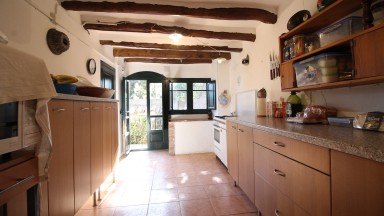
[76,150,257,216]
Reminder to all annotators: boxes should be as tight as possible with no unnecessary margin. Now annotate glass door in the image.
[148,82,166,150]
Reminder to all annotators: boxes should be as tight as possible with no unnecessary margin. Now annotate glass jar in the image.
[283,38,293,61]
[293,34,305,57]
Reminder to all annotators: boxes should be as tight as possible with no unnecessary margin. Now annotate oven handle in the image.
[0,175,34,195]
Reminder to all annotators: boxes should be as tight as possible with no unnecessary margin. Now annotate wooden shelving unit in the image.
[279,0,384,92]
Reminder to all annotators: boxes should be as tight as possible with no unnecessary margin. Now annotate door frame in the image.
[122,71,169,151]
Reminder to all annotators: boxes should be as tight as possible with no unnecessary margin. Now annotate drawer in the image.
[253,129,330,174]
[254,144,331,216]
[263,178,309,216]
[0,158,38,205]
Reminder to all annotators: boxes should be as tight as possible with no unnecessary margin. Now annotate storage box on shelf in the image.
[279,0,384,92]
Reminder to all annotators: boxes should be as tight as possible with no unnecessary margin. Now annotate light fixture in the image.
[168,32,183,42]
[217,57,226,64]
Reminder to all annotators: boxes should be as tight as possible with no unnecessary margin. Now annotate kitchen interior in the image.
[1,0,384,215]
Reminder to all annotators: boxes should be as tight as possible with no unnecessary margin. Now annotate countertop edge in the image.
[228,118,384,164]
[53,94,119,102]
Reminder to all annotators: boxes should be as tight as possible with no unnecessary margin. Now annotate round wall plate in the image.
[87,58,96,74]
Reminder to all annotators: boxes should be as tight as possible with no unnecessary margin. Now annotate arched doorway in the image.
[122,72,169,153]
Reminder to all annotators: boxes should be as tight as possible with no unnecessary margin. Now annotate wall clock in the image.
[86,58,96,75]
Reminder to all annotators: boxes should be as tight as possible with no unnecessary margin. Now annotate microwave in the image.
[0,100,40,156]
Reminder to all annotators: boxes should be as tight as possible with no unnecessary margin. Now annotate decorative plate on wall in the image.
[86,58,96,75]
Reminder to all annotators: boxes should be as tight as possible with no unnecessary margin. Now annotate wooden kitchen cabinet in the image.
[73,101,91,212]
[111,103,119,168]
[48,100,74,216]
[226,121,239,185]
[237,124,254,203]
[278,0,384,92]
[331,150,384,216]
[102,103,113,179]
[90,102,104,193]
[354,26,384,79]
[254,144,330,215]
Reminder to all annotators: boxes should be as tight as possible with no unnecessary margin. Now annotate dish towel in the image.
[0,44,57,179]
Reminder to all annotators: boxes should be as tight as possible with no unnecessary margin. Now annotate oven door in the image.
[213,124,222,158]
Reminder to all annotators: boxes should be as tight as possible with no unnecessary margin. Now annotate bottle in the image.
[286,91,302,117]
[257,88,267,117]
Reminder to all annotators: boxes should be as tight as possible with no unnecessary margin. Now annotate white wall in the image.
[0,0,118,86]
[174,121,214,155]
[0,0,124,153]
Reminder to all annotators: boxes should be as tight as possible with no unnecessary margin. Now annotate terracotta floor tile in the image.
[152,177,179,189]
[178,185,208,201]
[75,207,115,216]
[149,189,179,203]
[201,173,234,185]
[180,199,216,216]
[178,175,204,187]
[204,183,243,197]
[113,205,148,216]
[210,195,257,215]
[147,202,181,216]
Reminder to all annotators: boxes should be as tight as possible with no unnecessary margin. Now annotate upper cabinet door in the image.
[354,27,384,79]
[207,81,216,110]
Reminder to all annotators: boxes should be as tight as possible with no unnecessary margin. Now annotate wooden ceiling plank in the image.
[61,1,277,24]
[114,48,231,60]
[85,22,256,42]
[100,40,243,52]
[124,58,213,64]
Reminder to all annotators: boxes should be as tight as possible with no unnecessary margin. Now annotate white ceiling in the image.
[64,0,294,48]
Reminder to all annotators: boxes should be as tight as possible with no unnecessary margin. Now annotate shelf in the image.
[282,75,384,92]
[280,0,363,40]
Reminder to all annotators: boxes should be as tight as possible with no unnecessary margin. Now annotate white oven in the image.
[213,117,227,167]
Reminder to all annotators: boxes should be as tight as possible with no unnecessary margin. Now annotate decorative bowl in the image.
[287,10,311,31]
[54,83,77,94]
[76,86,115,98]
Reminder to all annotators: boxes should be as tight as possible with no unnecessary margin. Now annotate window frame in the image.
[169,78,216,114]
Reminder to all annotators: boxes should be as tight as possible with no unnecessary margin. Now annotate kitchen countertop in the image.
[53,94,119,102]
[169,119,212,122]
[227,117,384,163]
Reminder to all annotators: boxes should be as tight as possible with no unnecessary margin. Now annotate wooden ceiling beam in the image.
[113,48,231,60]
[61,1,277,24]
[100,40,243,52]
[85,22,256,42]
[124,58,212,64]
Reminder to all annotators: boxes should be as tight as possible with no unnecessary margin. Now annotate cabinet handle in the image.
[274,169,286,177]
[274,209,280,216]
[273,141,285,147]
[53,108,65,112]
[232,126,237,129]
[92,107,100,110]
[81,107,90,111]
[0,176,34,195]
[239,129,244,132]
[105,107,111,110]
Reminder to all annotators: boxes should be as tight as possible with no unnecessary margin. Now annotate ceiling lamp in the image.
[217,57,226,64]
[169,33,183,42]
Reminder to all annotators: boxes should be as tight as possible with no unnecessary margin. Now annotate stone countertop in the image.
[169,119,212,122]
[227,117,384,163]
[53,94,119,102]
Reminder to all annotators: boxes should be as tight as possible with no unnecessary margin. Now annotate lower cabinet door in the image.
[48,100,74,216]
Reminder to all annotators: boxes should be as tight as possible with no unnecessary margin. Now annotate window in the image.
[169,78,216,114]
[100,61,115,98]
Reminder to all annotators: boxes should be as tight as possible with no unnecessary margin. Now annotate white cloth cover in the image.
[0,44,57,178]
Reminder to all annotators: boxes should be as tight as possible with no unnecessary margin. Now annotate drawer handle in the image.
[232,126,237,129]
[274,209,280,216]
[239,129,244,132]
[81,107,90,111]
[53,108,65,112]
[92,107,100,110]
[274,169,286,177]
[0,176,34,195]
[105,107,112,110]
[273,141,285,147]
